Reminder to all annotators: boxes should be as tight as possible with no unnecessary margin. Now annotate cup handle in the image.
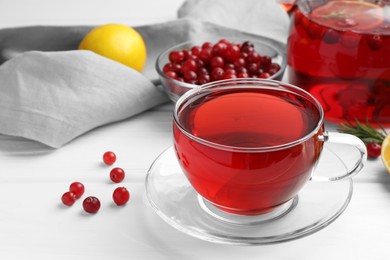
[311,131,367,182]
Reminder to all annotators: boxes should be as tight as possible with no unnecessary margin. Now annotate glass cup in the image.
[173,78,366,217]
[287,0,390,127]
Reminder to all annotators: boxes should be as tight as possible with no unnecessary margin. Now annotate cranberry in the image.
[191,45,202,56]
[222,73,237,80]
[169,51,185,63]
[211,67,225,81]
[83,196,101,214]
[183,50,192,59]
[212,43,227,56]
[103,151,116,166]
[234,57,246,68]
[237,72,249,78]
[241,45,254,54]
[165,71,178,80]
[367,142,381,159]
[247,63,259,75]
[181,59,198,73]
[367,34,383,50]
[236,67,248,74]
[163,63,174,74]
[110,167,125,183]
[113,187,130,206]
[259,72,271,78]
[201,42,213,49]
[260,56,272,68]
[170,63,182,73]
[218,39,231,45]
[61,191,77,206]
[323,29,340,44]
[223,44,240,62]
[270,63,281,72]
[241,41,254,49]
[210,56,224,69]
[69,182,85,199]
[247,51,261,63]
[306,22,324,39]
[183,70,198,81]
[197,74,210,85]
[198,48,212,62]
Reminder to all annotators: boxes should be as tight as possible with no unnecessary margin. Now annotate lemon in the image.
[382,134,390,174]
[79,24,147,72]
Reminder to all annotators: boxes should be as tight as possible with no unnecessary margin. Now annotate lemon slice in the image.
[311,1,384,31]
[382,134,390,174]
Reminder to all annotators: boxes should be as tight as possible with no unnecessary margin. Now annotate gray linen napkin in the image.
[0,1,288,149]
[178,0,290,43]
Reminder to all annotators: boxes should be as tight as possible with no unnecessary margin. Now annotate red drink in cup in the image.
[287,0,390,126]
[173,79,366,216]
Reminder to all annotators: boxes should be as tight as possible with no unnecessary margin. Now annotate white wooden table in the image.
[1,1,390,259]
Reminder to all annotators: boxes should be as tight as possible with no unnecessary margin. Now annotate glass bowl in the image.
[155,37,287,103]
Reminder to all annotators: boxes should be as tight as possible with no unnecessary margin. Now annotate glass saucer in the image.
[145,146,353,245]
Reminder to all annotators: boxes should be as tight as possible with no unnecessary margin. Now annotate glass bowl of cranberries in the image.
[156,38,286,102]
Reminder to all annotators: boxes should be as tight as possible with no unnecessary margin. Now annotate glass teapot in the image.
[286,0,390,127]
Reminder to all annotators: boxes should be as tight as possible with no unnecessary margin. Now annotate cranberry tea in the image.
[287,0,390,126]
[173,79,324,215]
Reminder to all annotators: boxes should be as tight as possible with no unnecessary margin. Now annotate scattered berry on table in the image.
[110,167,125,183]
[367,142,382,159]
[61,191,77,206]
[103,151,116,165]
[113,187,130,206]
[83,196,101,214]
[69,182,85,199]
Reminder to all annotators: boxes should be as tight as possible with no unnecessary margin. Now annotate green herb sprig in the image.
[338,119,387,144]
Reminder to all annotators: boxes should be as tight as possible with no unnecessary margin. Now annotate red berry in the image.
[198,48,212,62]
[237,72,249,78]
[367,142,381,159]
[210,56,224,69]
[168,51,185,63]
[323,29,340,44]
[181,59,198,73]
[162,63,174,74]
[83,196,101,214]
[218,39,231,45]
[247,51,261,63]
[103,151,116,166]
[197,74,210,85]
[223,44,240,62]
[259,72,271,78]
[247,63,259,75]
[212,43,227,56]
[113,187,130,206]
[69,182,85,199]
[201,42,213,49]
[165,71,178,80]
[367,34,383,50]
[260,56,272,69]
[110,167,125,183]
[61,191,77,206]
[191,45,202,56]
[211,67,225,81]
[222,73,237,80]
[234,57,246,69]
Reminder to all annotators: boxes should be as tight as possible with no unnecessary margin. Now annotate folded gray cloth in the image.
[178,0,290,43]
[0,0,288,149]
[0,50,168,148]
